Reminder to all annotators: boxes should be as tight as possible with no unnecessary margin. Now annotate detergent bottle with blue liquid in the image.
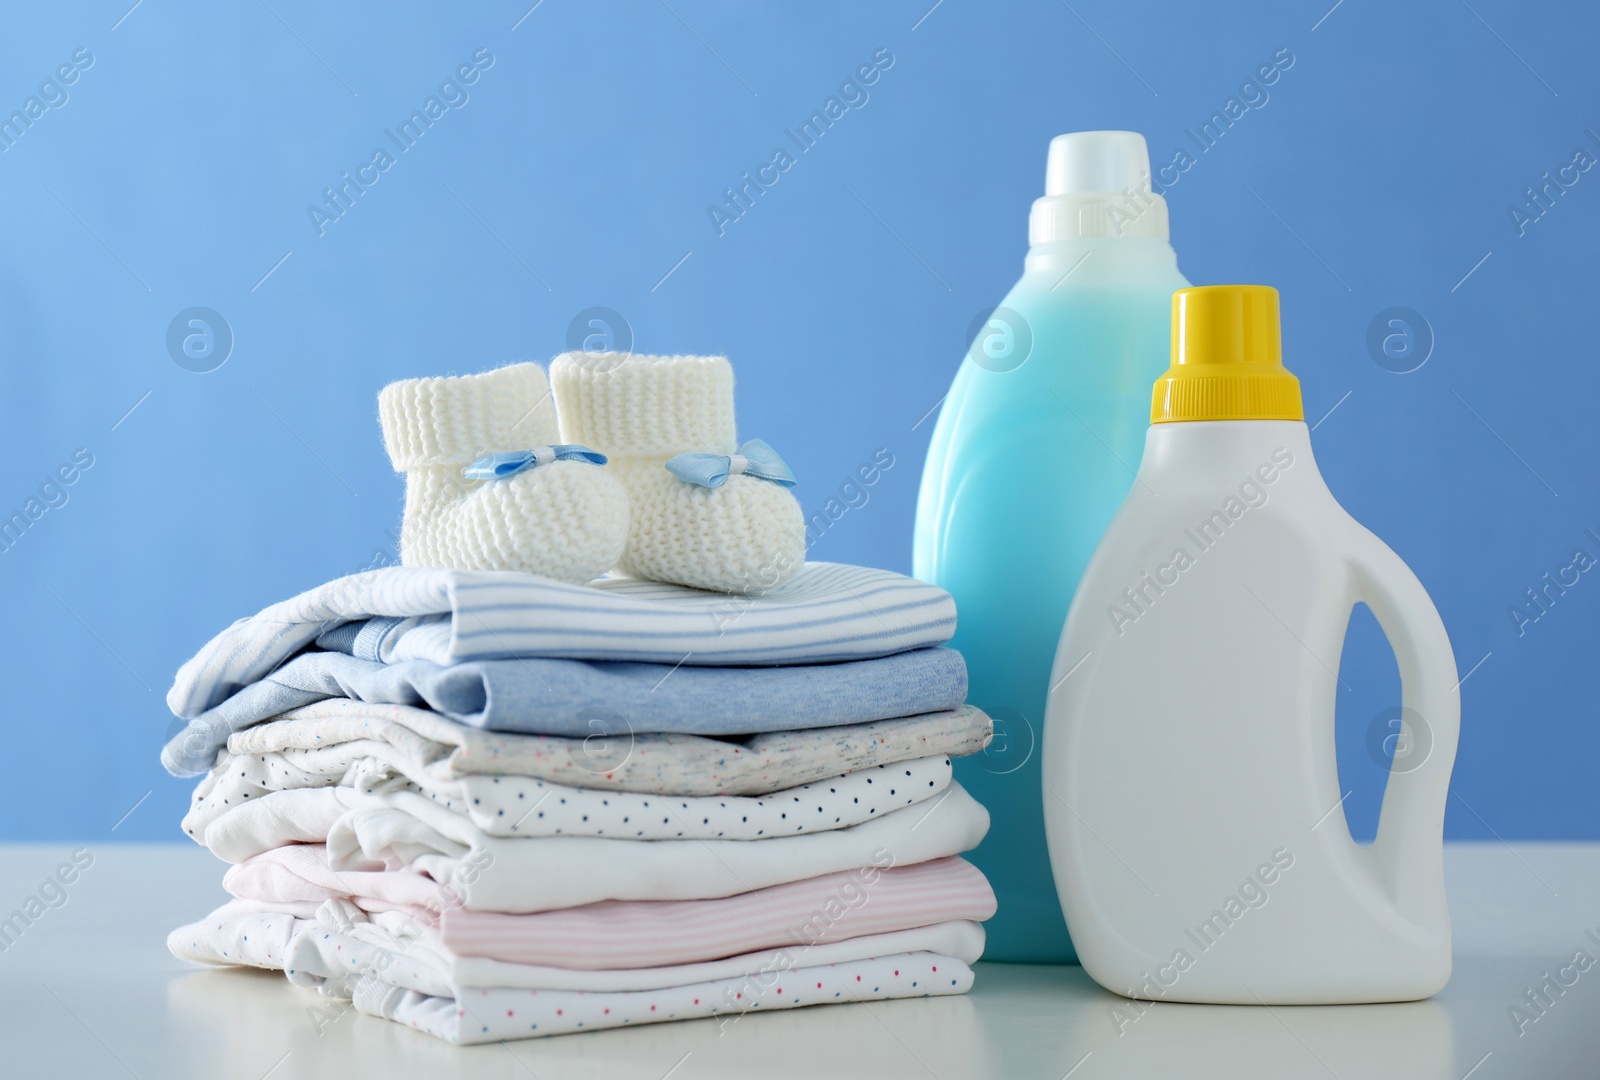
[913,131,1189,962]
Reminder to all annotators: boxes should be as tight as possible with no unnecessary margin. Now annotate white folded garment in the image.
[167,899,973,1045]
[201,787,374,863]
[221,697,991,795]
[351,952,975,1044]
[186,749,953,846]
[328,783,988,913]
[224,844,451,914]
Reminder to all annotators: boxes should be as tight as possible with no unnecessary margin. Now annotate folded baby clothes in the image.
[197,787,377,863]
[313,630,969,731]
[192,698,993,795]
[223,844,453,915]
[170,562,957,718]
[223,851,996,974]
[163,645,966,774]
[202,781,984,907]
[355,953,974,1044]
[164,358,995,1047]
[446,925,984,993]
[170,900,971,1045]
[185,752,956,845]
[325,783,988,913]
[440,856,997,969]
[438,758,953,839]
[172,897,984,995]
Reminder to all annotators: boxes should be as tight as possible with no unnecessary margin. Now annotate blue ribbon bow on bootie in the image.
[665,439,796,489]
[463,445,608,480]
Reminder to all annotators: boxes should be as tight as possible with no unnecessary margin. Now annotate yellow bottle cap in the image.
[1150,285,1304,423]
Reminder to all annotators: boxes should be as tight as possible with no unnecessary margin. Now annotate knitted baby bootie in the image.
[378,362,628,583]
[550,352,805,594]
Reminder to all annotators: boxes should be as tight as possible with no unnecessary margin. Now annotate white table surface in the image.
[0,841,1595,1079]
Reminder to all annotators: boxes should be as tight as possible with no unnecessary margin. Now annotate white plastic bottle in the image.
[1042,285,1460,1004]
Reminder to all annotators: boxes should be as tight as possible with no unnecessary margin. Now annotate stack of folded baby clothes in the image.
[161,354,996,1044]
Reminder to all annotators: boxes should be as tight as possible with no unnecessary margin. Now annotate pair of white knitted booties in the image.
[377,354,805,594]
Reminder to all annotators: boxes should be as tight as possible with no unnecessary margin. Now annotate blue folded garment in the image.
[162,647,967,778]
[168,563,957,719]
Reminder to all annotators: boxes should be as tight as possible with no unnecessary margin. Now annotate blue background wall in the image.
[0,0,1594,842]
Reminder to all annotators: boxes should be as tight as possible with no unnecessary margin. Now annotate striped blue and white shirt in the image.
[169,563,957,719]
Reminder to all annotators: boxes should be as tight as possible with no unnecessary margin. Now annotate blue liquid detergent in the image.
[913,132,1189,962]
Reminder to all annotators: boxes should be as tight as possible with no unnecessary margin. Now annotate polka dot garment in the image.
[354,951,974,1044]
[324,784,992,915]
[447,756,953,840]
[188,739,954,844]
[187,754,953,852]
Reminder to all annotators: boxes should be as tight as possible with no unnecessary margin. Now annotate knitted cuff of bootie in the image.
[550,352,805,595]
[379,361,560,468]
[549,352,738,456]
[377,362,628,583]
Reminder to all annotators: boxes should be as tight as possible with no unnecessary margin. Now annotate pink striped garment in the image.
[440,856,995,970]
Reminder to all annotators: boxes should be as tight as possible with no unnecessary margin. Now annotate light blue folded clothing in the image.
[161,647,967,778]
[169,563,957,720]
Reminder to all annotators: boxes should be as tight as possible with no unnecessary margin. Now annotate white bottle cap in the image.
[1029,130,1169,244]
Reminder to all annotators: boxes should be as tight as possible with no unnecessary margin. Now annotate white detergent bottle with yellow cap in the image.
[1041,284,1460,1004]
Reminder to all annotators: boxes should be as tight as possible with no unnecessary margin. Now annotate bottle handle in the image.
[1344,527,1460,923]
